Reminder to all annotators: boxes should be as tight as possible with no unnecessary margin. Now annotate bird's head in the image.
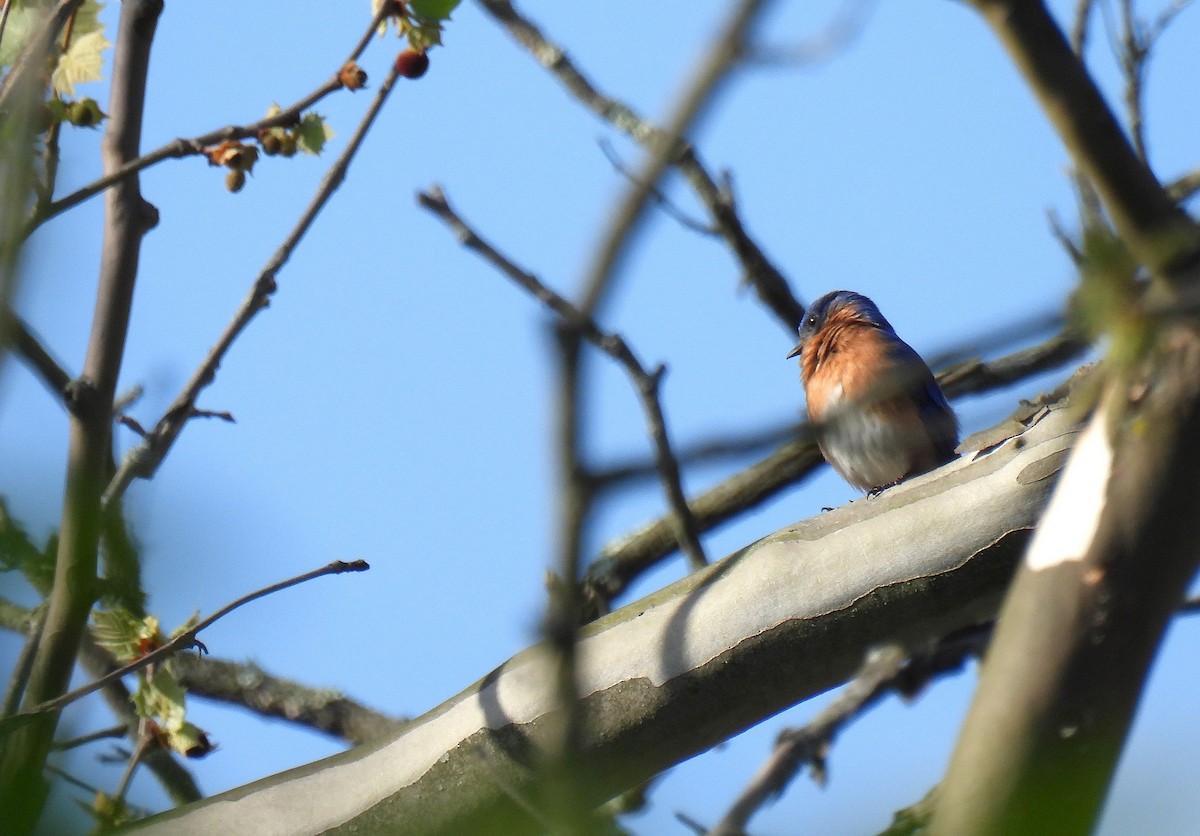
[787,290,893,359]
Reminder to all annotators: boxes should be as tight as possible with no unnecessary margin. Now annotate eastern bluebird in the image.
[788,290,958,493]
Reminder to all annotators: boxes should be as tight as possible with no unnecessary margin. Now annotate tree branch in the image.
[0,595,400,749]
[475,0,804,332]
[584,331,1088,606]
[3,312,73,405]
[711,625,992,835]
[0,3,163,828]
[931,3,1200,830]
[419,186,709,575]
[4,559,369,722]
[24,2,391,232]
[967,0,1199,278]
[171,655,406,746]
[126,397,1083,835]
[101,60,405,512]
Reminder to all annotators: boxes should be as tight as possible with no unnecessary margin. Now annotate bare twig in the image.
[419,186,710,575]
[25,3,391,232]
[52,724,128,751]
[171,654,406,746]
[1,593,399,748]
[1,605,45,718]
[593,418,802,491]
[101,61,405,512]
[113,730,152,802]
[4,312,71,404]
[1167,167,1200,204]
[597,138,716,236]
[475,0,804,333]
[1070,0,1096,53]
[745,0,879,65]
[710,645,908,836]
[4,559,369,721]
[1113,0,1191,163]
[713,626,993,835]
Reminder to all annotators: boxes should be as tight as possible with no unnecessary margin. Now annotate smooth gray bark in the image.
[130,403,1081,835]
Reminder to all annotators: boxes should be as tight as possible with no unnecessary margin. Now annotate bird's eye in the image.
[806,314,817,327]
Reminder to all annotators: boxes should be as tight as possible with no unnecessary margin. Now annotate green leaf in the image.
[52,30,111,96]
[0,1,110,92]
[410,0,461,21]
[296,112,334,155]
[92,608,161,662]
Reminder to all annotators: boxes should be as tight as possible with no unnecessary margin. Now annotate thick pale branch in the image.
[585,331,1087,604]
[933,331,1200,833]
[930,4,1200,832]
[128,402,1081,835]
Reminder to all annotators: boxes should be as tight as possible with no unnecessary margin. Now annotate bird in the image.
[788,290,958,493]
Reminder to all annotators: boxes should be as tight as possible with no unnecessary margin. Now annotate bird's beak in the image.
[786,342,803,360]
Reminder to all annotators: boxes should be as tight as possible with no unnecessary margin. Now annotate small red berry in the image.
[394,49,430,79]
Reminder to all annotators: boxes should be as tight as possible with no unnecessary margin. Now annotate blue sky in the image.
[2,0,1199,833]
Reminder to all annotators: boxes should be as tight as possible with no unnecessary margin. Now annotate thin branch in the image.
[419,186,709,575]
[112,730,152,802]
[1115,0,1191,163]
[745,0,878,65]
[1167,167,1200,204]
[1,593,399,748]
[593,418,802,491]
[1,604,45,718]
[1070,0,1096,54]
[3,313,75,403]
[475,0,804,333]
[597,138,717,237]
[968,0,1199,279]
[712,625,992,835]
[4,559,369,721]
[710,645,908,836]
[51,724,128,751]
[171,654,406,746]
[101,61,405,512]
[25,3,391,232]
[541,320,592,827]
